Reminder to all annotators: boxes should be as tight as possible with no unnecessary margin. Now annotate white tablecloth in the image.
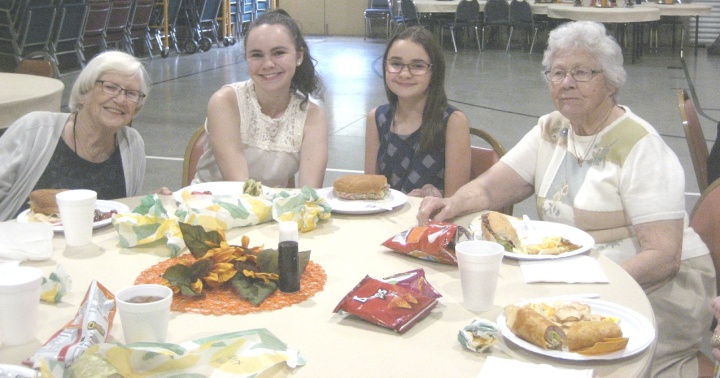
[0,73,64,130]
[0,195,656,377]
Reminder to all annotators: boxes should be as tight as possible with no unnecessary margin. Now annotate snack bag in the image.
[27,281,116,368]
[333,276,437,334]
[380,269,442,299]
[381,222,472,265]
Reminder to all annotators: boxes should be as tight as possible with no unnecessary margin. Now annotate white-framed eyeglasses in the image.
[385,60,432,76]
[95,80,146,103]
[545,67,603,83]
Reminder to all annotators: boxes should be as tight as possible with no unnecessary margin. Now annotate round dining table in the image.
[0,195,656,377]
[0,73,64,131]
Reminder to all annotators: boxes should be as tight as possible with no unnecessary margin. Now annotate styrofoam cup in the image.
[56,189,97,247]
[0,267,43,346]
[455,240,505,312]
[116,284,173,344]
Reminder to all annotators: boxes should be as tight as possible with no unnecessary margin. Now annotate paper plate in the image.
[316,187,408,214]
[17,200,129,232]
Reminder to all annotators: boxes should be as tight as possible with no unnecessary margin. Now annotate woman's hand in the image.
[416,196,456,225]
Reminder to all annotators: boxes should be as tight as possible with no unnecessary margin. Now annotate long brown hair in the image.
[383,26,448,152]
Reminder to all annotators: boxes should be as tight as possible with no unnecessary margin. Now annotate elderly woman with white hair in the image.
[417,21,714,377]
[0,51,151,221]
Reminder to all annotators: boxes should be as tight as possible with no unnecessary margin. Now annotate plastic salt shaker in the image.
[278,241,300,293]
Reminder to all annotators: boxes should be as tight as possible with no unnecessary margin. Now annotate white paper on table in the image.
[477,356,594,378]
[519,255,609,283]
[0,221,53,261]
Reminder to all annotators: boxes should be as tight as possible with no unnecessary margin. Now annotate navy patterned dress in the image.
[374,104,457,194]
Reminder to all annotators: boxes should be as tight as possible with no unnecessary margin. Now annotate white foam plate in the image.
[17,200,129,232]
[497,297,655,361]
[173,181,273,204]
[316,187,408,214]
[471,216,594,260]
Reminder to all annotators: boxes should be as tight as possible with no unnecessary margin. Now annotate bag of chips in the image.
[381,222,472,265]
[333,276,438,334]
[380,269,442,299]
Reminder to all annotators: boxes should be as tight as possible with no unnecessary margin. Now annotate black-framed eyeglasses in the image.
[385,60,432,76]
[95,80,146,103]
[544,67,604,83]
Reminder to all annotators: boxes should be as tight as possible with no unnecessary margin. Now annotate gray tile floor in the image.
[54,33,720,218]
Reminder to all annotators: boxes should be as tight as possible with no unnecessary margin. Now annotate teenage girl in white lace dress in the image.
[193,9,327,188]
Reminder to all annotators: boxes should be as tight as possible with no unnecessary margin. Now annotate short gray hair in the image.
[69,51,152,114]
[542,21,626,98]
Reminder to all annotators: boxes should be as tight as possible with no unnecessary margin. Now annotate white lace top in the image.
[194,80,308,187]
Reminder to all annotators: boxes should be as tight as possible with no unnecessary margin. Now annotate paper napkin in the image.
[478,356,593,378]
[0,221,53,261]
[519,255,609,283]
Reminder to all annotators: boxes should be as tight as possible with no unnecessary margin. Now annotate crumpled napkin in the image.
[0,221,53,261]
[40,264,72,303]
[37,328,305,378]
[519,255,609,283]
[113,187,331,256]
[477,356,593,378]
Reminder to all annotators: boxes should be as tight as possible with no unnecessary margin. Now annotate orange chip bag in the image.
[381,222,471,265]
[333,276,438,333]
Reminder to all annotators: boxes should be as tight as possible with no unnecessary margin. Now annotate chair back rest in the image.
[83,0,111,39]
[53,2,88,46]
[105,0,132,42]
[370,0,389,9]
[15,58,54,77]
[182,125,207,187]
[127,0,154,37]
[200,0,223,22]
[470,127,513,215]
[484,0,509,22]
[400,0,419,23]
[509,0,532,23]
[690,177,720,296]
[387,0,397,18]
[20,4,56,50]
[455,0,479,22]
[678,88,709,192]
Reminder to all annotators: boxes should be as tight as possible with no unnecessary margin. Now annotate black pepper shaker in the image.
[278,240,300,293]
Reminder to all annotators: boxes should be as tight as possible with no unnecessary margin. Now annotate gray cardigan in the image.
[0,112,145,221]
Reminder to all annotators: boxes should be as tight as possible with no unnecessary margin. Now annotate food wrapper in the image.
[114,187,331,256]
[36,329,305,378]
[333,275,438,334]
[27,280,116,368]
[381,222,472,265]
[380,269,442,299]
[458,319,501,353]
[40,264,72,304]
[272,186,332,232]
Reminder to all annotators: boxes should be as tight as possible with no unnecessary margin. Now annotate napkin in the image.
[0,221,53,261]
[477,356,593,378]
[37,329,305,378]
[519,255,609,283]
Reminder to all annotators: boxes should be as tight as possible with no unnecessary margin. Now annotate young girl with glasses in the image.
[365,26,471,198]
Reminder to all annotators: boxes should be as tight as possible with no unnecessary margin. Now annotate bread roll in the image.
[333,174,388,200]
[506,305,566,350]
[480,211,521,252]
[567,321,622,351]
[29,189,67,216]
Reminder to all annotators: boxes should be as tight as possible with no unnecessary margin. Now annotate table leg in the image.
[695,15,700,56]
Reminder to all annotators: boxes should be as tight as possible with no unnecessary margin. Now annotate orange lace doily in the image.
[135,254,326,315]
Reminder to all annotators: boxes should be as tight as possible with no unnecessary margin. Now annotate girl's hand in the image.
[407,184,443,198]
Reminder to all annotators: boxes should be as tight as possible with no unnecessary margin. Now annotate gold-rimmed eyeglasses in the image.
[95,80,146,103]
[385,60,432,76]
[545,67,604,83]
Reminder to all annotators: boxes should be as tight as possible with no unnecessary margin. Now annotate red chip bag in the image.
[381,222,471,265]
[380,269,442,299]
[333,276,438,333]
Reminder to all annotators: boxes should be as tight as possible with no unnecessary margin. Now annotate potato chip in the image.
[389,295,412,309]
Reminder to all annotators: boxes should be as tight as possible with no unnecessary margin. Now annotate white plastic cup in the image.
[116,284,173,344]
[0,266,43,346]
[455,240,505,312]
[56,189,97,247]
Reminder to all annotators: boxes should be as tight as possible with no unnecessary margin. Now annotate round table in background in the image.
[0,73,64,131]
